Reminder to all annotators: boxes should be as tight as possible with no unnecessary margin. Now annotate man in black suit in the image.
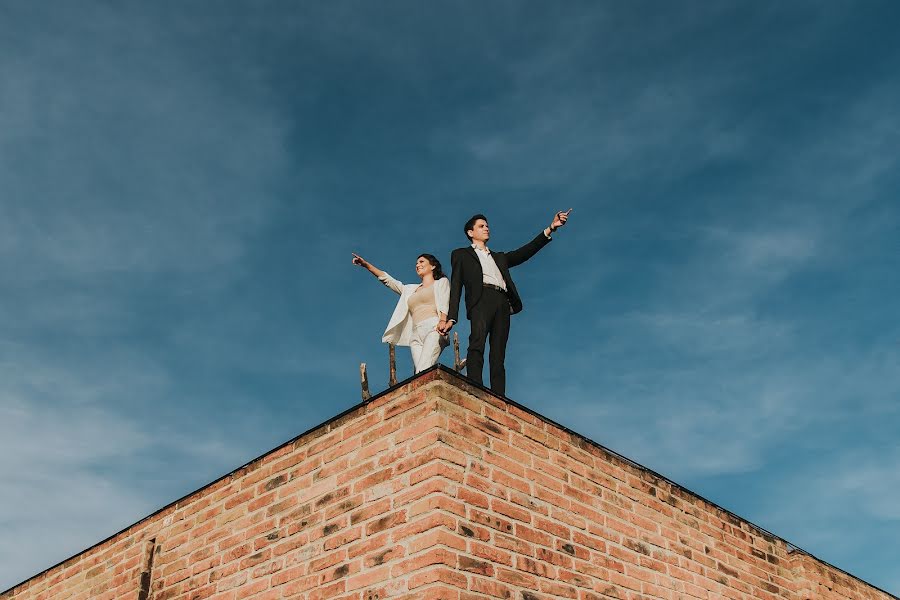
[441,210,571,395]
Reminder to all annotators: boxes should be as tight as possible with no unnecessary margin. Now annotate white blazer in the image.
[378,273,450,346]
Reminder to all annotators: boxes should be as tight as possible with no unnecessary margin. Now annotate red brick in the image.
[391,548,458,577]
[5,372,890,600]
[365,510,408,535]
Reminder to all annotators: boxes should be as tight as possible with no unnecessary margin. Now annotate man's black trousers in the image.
[466,286,511,396]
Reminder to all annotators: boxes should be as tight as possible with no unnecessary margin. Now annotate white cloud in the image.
[748,443,900,594]
[729,229,818,270]
[0,469,153,592]
[438,72,751,188]
[0,391,155,588]
[0,6,293,589]
[424,7,760,190]
[829,447,900,521]
[623,310,793,356]
[0,346,257,591]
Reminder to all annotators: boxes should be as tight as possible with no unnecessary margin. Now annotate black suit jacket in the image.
[448,232,551,322]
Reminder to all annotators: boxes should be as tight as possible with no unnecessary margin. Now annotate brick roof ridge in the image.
[4,364,897,599]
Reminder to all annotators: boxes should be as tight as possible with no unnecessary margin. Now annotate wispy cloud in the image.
[0,4,295,589]
[511,70,900,480]
[831,448,900,521]
[1,1,898,595]
[0,372,154,586]
[0,341,262,589]
[748,442,900,590]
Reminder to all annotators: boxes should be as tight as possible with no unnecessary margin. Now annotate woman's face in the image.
[415,256,434,278]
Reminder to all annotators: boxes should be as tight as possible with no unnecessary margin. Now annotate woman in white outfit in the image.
[351,252,450,373]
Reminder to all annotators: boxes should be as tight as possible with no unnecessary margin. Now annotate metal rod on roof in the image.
[453,332,467,372]
[388,343,397,386]
[360,363,371,401]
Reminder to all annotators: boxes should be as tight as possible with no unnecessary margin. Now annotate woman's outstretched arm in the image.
[353,253,403,295]
[351,253,385,278]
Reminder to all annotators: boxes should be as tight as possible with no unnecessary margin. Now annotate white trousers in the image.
[409,316,449,373]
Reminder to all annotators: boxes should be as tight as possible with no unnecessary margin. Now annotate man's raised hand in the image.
[550,208,572,231]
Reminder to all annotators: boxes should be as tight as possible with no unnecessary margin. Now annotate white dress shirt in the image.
[448,231,552,325]
[472,244,507,291]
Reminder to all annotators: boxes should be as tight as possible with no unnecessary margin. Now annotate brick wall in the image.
[2,367,894,600]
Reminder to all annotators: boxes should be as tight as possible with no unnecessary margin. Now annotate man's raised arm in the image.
[506,209,572,268]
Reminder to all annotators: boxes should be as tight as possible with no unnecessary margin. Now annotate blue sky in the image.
[2,1,899,594]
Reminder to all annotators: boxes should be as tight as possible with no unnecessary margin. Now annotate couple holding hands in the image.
[352,209,571,396]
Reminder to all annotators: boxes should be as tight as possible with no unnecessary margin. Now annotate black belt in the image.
[483,283,507,293]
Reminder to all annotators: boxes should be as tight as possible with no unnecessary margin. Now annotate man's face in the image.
[468,219,490,244]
